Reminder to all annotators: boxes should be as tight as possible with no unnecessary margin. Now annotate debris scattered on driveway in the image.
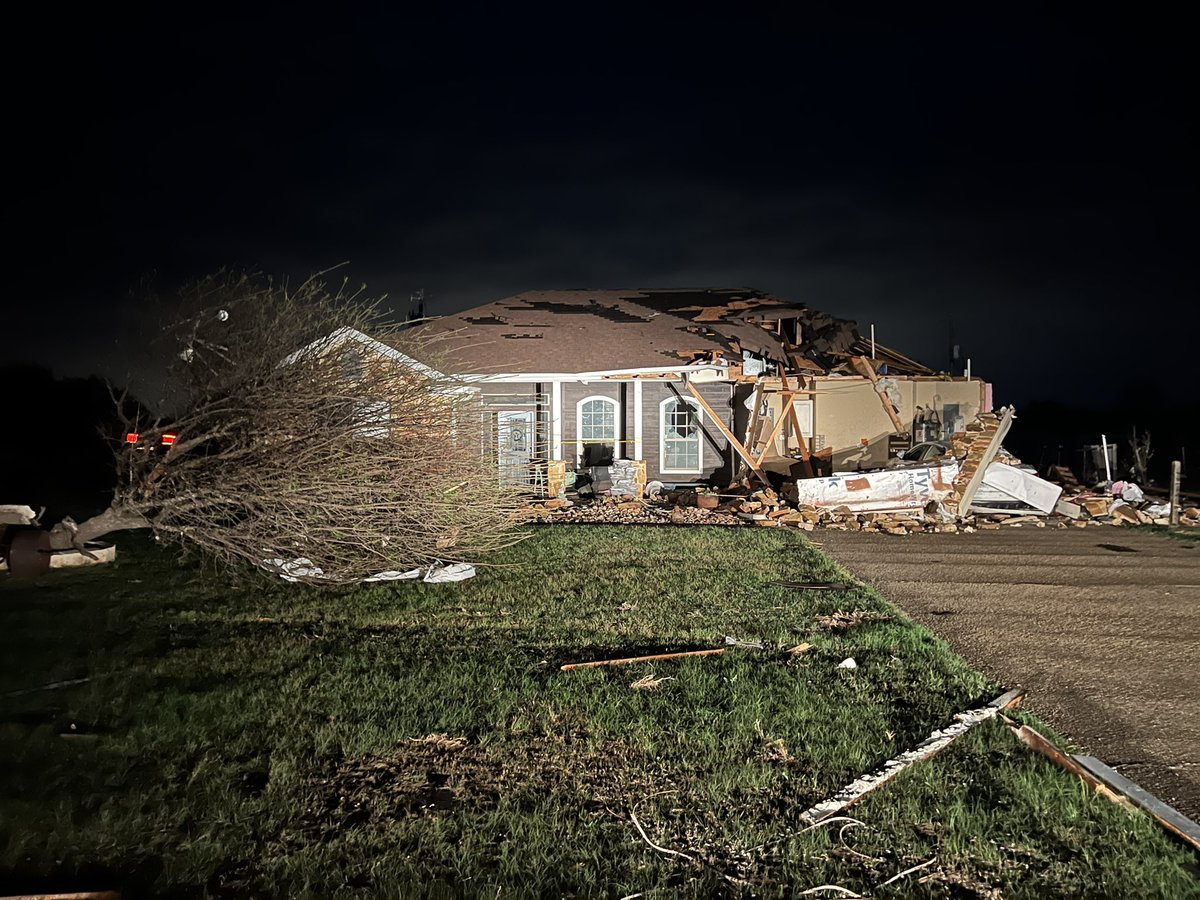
[793,460,960,514]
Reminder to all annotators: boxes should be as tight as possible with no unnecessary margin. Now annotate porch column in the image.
[633,378,644,460]
[551,380,563,461]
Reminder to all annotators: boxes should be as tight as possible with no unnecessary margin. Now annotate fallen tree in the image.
[48,270,526,583]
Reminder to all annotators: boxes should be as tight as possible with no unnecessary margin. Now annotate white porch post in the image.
[633,378,644,461]
[551,381,563,461]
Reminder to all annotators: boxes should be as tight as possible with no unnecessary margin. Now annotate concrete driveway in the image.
[817,526,1200,818]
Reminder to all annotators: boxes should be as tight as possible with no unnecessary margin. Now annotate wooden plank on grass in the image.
[560,648,725,671]
[799,689,1025,824]
[3,677,91,699]
[0,893,121,900]
[1072,755,1200,852]
[999,716,1135,811]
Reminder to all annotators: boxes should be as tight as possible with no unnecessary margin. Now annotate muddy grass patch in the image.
[290,727,669,841]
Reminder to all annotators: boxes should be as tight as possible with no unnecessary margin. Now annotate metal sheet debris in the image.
[978,462,1063,513]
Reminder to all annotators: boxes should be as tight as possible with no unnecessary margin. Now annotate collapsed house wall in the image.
[811,376,986,471]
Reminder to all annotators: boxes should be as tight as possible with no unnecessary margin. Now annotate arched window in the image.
[576,395,618,467]
[660,397,702,473]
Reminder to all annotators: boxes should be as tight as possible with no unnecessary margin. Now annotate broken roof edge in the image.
[463,362,731,384]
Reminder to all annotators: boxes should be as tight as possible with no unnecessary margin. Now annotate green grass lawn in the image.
[1,526,1196,898]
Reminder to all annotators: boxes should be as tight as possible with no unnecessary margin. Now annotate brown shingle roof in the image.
[415,288,861,374]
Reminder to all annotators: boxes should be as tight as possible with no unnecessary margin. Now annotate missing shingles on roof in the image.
[463,316,509,325]
[521,300,651,323]
[681,324,738,354]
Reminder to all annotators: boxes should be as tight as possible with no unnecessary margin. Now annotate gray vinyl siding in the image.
[478,378,736,486]
[640,380,733,484]
[562,382,625,464]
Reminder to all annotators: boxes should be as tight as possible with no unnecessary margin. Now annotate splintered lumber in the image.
[799,689,1025,824]
[850,356,905,433]
[685,382,771,486]
[560,648,725,671]
[743,381,765,450]
[1072,756,1200,852]
[755,391,794,460]
[1000,716,1200,851]
[999,716,1133,808]
[780,370,815,477]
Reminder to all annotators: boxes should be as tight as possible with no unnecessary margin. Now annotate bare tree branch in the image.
[52,270,527,581]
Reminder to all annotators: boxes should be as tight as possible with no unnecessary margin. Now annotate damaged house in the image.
[391,288,991,496]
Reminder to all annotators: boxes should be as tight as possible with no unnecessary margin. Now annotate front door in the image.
[497,410,534,486]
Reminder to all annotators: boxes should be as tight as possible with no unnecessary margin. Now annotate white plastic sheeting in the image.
[794,460,960,513]
[262,557,476,584]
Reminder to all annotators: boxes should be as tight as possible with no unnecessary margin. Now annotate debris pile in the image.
[1047,473,1198,528]
[521,406,1196,535]
[609,458,647,498]
[518,496,744,527]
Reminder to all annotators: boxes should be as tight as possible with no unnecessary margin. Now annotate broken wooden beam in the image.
[685,382,771,486]
[1000,715,1200,852]
[850,356,905,433]
[800,689,1025,824]
[998,715,1135,810]
[780,370,815,477]
[560,648,725,671]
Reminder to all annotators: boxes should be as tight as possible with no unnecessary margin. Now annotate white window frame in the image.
[659,396,703,474]
[575,395,619,465]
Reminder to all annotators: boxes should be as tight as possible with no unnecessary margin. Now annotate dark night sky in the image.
[6,6,1195,410]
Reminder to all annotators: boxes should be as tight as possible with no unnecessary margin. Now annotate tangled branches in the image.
[53,270,527,583]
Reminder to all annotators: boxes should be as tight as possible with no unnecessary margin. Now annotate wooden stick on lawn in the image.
[560,648,725,671]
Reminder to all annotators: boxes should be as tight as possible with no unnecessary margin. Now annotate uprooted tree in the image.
[48,270,527,583]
